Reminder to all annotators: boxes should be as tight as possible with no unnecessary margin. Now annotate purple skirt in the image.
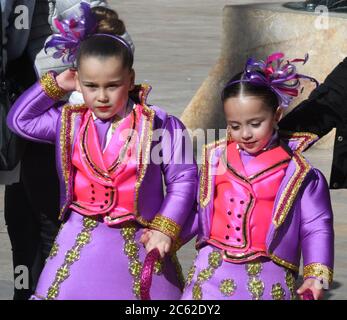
[30,211,184,300]
[181,245,298,300]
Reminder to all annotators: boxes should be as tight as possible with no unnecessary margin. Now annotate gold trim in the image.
[303,263,333,285]
[121,222,142,299]
[40,72,67,100]
[150,215,181,240]
[271,283,286,300]
[134,104,155,219]
[199,139,226,208]
[59,104,87,220]
[219,279,237,297]
[269,254,299,273]
[46,216,98,300]
[279,131,318,153]
[192,250,223,300]
[272,153,311,229]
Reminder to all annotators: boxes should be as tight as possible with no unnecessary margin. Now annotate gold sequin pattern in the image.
[285,269,297,300]
[134,105,155,217]
[154,260,163,275]
[48,242,59,260]
[40,72,67,100]
[273,153,310,228]
[246,262,263,277]
[246,261,264,300]
[150,215,181,240]
[271,283,286,300]
[121,223,142,299]
[185,265,196,288]
[248,277,265,300]
[269,254,299,273]
[46,216,98,300]
[199,139,226,208]
[192,283,202,300]
[58,105,86,220]
[220,279,236,297]
[192,250,223,300]
[303,263,333,286]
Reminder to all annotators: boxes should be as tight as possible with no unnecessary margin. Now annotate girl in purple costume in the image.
[7,4,197,300]
[181,53,334,300]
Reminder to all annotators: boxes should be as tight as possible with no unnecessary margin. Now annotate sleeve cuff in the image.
[150,215,181,241]
[303,263,333,287]
[40,71,67,101]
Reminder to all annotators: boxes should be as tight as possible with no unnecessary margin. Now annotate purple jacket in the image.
[7,76,198,246]
[196,133,334,286]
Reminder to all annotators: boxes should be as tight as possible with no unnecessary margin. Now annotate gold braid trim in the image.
[303,263,333,285]
[150,215,181,240]
[40,72,67,100]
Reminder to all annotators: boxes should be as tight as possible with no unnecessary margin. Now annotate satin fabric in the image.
[208,142,290,261]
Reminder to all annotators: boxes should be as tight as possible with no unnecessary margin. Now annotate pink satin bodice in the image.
[208,142,290,262]
[70,106,141,226]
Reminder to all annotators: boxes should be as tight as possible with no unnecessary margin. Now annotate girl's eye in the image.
[230,126,240,130]
[251,123,261,128]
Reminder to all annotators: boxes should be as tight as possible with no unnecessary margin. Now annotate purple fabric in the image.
[94,118,111,150]
[31,211,182,300]
[181,245,297,300]
[6,82,198,247]
[195,135,334,277]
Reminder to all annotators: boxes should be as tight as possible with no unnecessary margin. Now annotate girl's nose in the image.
[97,90,109,102]
[241,128,252,140]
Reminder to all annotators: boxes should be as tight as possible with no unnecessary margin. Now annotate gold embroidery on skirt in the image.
[192,250,223,300]
[246,262,264,300]
[271,283,286,300]
[46,216,98,300]
[185,265,196,288]
[220,279,237,297]
[285,269,297,300]
[48,242,59,260]
[121,222,142,299]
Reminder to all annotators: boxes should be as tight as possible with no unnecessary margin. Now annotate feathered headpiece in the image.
[44,2,133,64]
[224,52,318,108]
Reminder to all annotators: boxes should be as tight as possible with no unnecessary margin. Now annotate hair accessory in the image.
[45,2,133,64]
[224,52,318,108]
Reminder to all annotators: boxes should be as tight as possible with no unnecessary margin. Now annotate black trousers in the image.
[4,142,61,300]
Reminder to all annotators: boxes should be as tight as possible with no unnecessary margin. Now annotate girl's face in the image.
[76,56,135,120]
[224,96,283,154]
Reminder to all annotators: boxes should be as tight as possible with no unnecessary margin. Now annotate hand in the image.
[139,229,172,258]
[297,278,324,300]
[56,68,77,92]
[139,228,153,246]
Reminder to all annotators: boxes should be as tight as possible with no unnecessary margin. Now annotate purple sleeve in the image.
[7,81,64,144]
[156,116,198,239]
[300,168,334,285]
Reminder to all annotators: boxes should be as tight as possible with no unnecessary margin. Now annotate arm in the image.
[146,116,198,253]
[279,57,347,137]
[7,72,67,144]
[299,168,334,297]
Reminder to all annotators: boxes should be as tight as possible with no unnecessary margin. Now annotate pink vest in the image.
[69,106,142,226]
[208,142,290,263]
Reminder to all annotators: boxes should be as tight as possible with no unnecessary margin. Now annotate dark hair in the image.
[76,7,133,70]
[76,35,133,70]
[222,72,279,112]
[92,6,126,35]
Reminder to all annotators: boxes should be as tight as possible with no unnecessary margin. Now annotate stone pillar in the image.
[180,2,347,148]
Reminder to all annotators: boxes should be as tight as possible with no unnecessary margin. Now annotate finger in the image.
[296,284,309,295]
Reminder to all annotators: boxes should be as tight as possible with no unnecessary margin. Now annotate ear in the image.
[274,106,284,123]
[128,68,135,91]
[75,71,82,92]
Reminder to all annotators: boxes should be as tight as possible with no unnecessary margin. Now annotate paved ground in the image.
[1,0,346,300]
